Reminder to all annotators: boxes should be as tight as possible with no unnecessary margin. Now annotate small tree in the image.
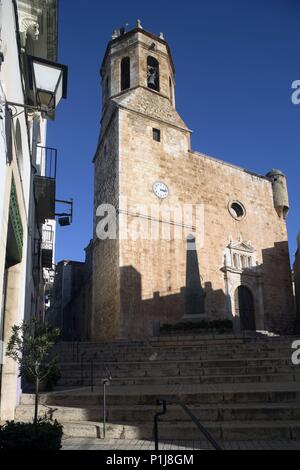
[6,318,60,425]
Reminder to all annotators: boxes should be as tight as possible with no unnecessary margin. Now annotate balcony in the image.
[41,228,54,269]
[34,146,57,224]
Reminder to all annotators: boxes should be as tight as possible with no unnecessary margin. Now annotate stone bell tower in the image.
[100,20,176,112]
[92,22,191,341]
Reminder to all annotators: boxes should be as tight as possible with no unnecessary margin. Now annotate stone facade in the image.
[46,243,93,341]
[91,25,295,341]
[0,0,63,420]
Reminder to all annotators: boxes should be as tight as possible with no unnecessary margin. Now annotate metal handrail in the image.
[154,398,222,451]
[102,367,112,439]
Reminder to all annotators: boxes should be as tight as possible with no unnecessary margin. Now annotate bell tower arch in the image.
[100,20,176,113]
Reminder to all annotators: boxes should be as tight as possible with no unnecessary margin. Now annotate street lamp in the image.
[27,55,68,111]
[4,56,68,118]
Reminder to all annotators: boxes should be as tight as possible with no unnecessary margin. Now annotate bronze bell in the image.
[148,68,157,87]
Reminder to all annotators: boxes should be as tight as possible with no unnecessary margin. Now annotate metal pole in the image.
[103,380,106,439]
[154,412,159,451]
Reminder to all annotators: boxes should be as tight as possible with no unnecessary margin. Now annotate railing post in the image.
[154,413,159,451]
[103,379,108,439]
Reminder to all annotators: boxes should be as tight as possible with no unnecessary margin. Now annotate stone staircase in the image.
[15,334,300,444]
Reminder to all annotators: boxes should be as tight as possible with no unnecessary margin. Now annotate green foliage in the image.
[6,318,61,424]
[161,319,233,333]
[6,317,60,385]
[0,419,63,450]
[23,362,61,391]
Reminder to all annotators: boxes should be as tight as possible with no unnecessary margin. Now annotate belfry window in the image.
[153,128,161,142]
[147,56,160,91]
[121,57,130,91]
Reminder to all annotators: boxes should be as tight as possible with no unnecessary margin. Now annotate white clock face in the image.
[153,182,169,199]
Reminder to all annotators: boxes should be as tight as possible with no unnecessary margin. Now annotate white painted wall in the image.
[0,0,47,418]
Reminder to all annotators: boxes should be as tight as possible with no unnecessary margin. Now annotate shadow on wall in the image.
[261,241,296,334]
[48,239,296,341]
[120,236,232,339]
[120,239,296,338]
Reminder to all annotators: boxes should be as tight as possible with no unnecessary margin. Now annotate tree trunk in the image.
[34,377,39,425]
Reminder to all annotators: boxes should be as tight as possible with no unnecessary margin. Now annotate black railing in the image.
[79,355,112,393]
[78,356,112,439]
[37,145,57,179]
[41,229,54,250]
[41,229,54,269]
[154,398,222,451]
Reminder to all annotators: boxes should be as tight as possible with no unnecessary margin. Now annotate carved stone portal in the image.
[222,239,264,332]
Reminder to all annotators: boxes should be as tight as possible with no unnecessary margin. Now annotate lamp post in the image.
[28,55,68,112]
[4,55,68,118]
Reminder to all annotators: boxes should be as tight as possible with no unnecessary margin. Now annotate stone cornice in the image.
[17,0,58,61]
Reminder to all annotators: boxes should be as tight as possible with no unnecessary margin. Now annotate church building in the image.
[91,22,295,340]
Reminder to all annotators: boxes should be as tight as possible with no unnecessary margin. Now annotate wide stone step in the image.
[58,372,300,387]
[56,343,294,351]
[55,353,294,365]
[20,383,300,407]
[57,357,294,370]
[15,403,300,424]
[53,337,295,357]
[55,352,295,364]
[61,420,300,441]
[58,363,297,377]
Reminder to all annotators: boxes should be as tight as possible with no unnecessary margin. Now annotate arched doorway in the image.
[235,286,256,331]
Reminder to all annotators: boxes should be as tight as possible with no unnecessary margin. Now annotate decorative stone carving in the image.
[136,19,143,29]
[19,17,40,49]
[222,238,264,330]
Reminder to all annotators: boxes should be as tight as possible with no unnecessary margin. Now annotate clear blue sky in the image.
[48,0,300,263]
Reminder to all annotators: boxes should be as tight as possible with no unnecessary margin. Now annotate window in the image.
[147,56,160,91]
[233,253,239,269]
[229,201,246,220]
[153,128,161,142]
[121,57,130,91]
[227,239,255,272]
